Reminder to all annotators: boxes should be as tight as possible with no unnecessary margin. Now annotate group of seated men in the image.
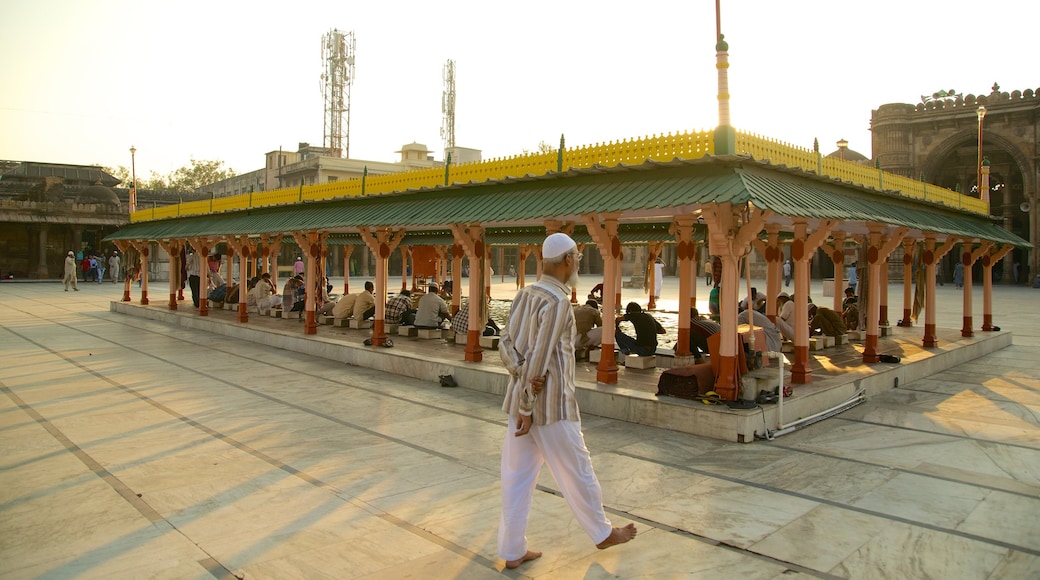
[573,299,666,358]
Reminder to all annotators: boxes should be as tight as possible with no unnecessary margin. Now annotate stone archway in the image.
[922,129,1033,283]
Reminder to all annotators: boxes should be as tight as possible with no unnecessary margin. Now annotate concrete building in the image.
[0,161,207,280]
[196,142,474,197]
[872,84,1039,283]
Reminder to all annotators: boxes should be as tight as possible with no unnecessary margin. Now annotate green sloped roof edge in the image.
[104,159,1027,248]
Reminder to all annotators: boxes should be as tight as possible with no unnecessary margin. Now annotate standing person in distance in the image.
[63,251,79,291]
[497,232,636,570]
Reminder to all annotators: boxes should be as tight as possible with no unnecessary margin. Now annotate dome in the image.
[76,185,121,205]
[825,148,869,163]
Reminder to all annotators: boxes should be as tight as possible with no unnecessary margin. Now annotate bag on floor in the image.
[656,364,715,400]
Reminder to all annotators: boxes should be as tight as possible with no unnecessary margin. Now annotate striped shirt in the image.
[499,276,580,425]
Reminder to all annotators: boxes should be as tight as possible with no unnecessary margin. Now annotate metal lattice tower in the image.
[321,29,355,158]
[440,59,456,158]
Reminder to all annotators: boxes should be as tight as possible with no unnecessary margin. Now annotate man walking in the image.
[108,251,121,283]
[63,251,79,291]
[498,232,636,570]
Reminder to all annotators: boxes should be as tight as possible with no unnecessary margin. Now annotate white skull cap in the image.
[542,232,577,260]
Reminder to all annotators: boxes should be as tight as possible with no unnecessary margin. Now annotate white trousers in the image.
[498,415,612,561]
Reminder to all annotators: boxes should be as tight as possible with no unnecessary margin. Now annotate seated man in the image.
[708,284,721,317]
[282,275,305,313]
[317,277,338,316]
[615,302,665,357]
[353,281,376,321]
[414,283,450,328]
[587,283,604,304]
[574,299,604,349]
[332,291,357,320]
[250,273,281,310]
[452,298,500,337]
[736,308,783,353]
[687,308,720,359]
[842,287,859,330]
[738,287,761,312]
[809,304,847,338]
[385,289,415,325]
[775,292,795,340]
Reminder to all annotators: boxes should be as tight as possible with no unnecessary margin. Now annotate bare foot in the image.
[596,523,637,549]
[505,550,542,569]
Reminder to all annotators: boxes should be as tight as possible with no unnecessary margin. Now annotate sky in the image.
[2,0,1037,181]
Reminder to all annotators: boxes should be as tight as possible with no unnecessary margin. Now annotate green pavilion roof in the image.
[105,157,1028,248]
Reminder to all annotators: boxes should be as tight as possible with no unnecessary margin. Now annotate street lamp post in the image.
[976,106,986,199]
[129,146,137,214]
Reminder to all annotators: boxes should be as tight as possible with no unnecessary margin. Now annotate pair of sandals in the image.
[362,338,394,348]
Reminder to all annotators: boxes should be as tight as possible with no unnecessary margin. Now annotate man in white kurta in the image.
[497,233,635,569]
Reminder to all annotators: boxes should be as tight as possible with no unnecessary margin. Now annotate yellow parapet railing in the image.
[736,132,988,214]
[129,127,986,223]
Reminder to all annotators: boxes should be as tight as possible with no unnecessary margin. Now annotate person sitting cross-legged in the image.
[354,281,376,321]
[614,302,665,357]
[414,283,450,328]
[385,289,416,325]
[684,308,720,361]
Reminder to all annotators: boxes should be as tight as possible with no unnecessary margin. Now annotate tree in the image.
[165,159,236,193]
[521,141,557,155]
[99,159,236,192]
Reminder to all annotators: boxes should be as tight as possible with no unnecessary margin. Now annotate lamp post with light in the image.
[976,106,986,199]
[836,138,848,162]
[129,146,137,214]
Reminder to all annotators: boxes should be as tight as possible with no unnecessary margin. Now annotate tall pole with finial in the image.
[714,0,735,155]
[129,146,137,214]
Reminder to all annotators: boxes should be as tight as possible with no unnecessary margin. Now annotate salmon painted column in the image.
[878,255,891,327]
[645,242,664,310]
[752,224,783,322]
[982,244,1013,331]
[137,242,150,305]
[227,236,251,323]
[224,248,233,290]
[517,244,531,289]
[671,215,697,366]
[400,245,410,292]
[789,219,836,383]
[690,241,702,312]
[450,243,463,315]
[582,212,622,384]
[359,227,403,347]
[289,231,323,335]
[484,244,493,299]
[346,240,363,297]
[431,246,445,288]
[156,240,180,310]
[449,224,486,363]
[823,231,846,313]
[113,241,133,301]
[535,247,544,281]
[358,226,406,346]
[898,239,915,327]
[268,236,283,290]
[960,239,990,338]
[921,234,957,347]
[256,235,269,277]
[862,225,908,363]
[702,203,772,396]
[572,243,586,304]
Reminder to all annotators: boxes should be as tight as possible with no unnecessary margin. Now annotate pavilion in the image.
[103,128,1028,402]
[103,29,1028,405]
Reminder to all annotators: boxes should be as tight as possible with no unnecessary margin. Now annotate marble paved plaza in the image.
[2,280,1039,579]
